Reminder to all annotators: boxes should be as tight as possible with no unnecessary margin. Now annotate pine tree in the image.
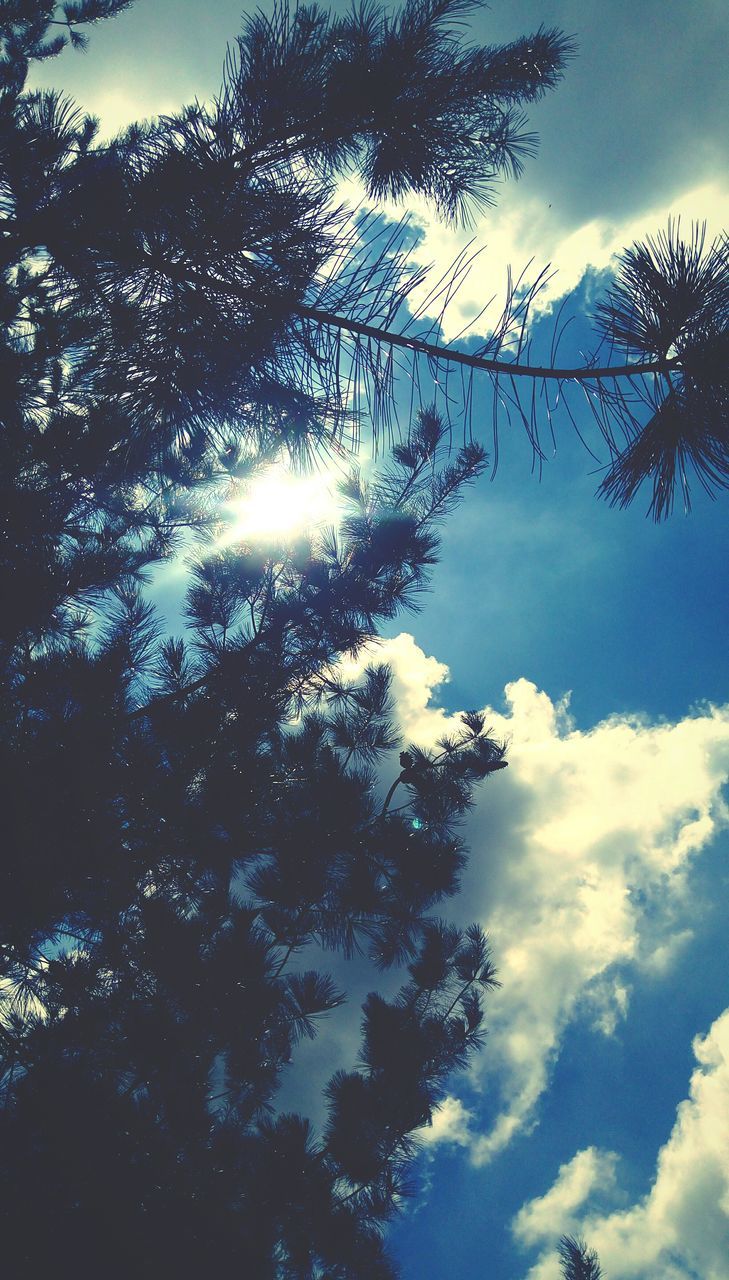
[1,398,507,1275]
[0,4,724,1276]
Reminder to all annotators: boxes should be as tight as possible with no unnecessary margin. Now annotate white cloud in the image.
[335,177,729,345]
[347,635,729,1161]
[418,1095,475,1150]
[418,181,729,342]
[581,973,631,1038]
[337,631,455,746]
[514,1008,729,1280]
[513,1147,618,1248]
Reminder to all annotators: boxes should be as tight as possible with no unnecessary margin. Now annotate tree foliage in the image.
[557,1235,604,1280]
[2,367,503,1275]
[5,0,725,522]
[2,9,509,1243]
[0,1,724,1275]
[594,222,729,517]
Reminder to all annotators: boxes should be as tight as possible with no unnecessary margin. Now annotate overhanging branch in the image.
[295,305,677,383]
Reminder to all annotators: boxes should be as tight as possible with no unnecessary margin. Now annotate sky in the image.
[31,3,729,1277]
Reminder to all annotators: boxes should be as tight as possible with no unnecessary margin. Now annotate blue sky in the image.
[32,4,729,1277]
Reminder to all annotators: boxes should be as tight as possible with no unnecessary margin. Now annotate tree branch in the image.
[296,305,678,383]
[142,256,678,390]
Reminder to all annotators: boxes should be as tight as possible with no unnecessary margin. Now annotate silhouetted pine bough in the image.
[558,1234,604,1280]
[2,379,506,1271]
[0,3,724,1276]
[3,0,726,527]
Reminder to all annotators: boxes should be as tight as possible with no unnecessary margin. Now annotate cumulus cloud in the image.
[512,1147,619,1248]
[513,1008,729,1280]
[351,635,729,1162]
[365,179,729,344]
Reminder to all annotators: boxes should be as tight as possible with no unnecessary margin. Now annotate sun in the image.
[220,466,343,545]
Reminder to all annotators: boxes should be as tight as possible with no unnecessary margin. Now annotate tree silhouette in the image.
[0,2,725,1276]
[2,387,507,1272]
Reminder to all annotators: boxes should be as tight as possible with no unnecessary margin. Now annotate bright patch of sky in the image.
[31,3,729,1277]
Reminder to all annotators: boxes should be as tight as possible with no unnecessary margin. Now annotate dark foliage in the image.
[1,0,572,475]
[0,11,527,1271]
[3,0,723,526]
[0,1,532,1270]
[594,223,729,517]
[1,2,722,1275]
[557,1234,604,1280]
[1,6,508,1246]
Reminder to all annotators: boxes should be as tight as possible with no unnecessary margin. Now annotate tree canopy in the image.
[3,0,727,528]
[0,2,725,1277]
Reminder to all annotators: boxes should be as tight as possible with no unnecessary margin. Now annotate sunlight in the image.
[220,466,343,545]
